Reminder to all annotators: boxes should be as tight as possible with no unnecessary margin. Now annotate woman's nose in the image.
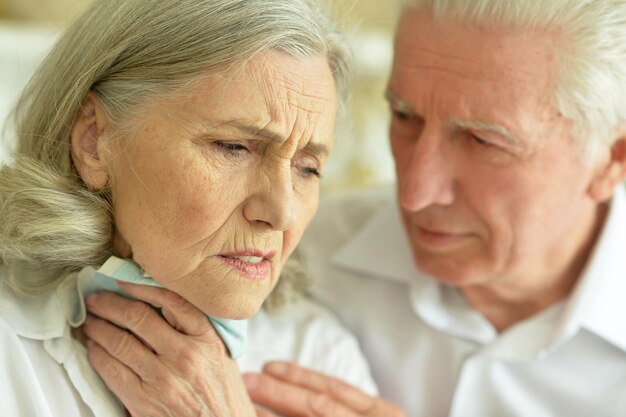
[243,163,296,231]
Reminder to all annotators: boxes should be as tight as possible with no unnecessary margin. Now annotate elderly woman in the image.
[0,0,377,415]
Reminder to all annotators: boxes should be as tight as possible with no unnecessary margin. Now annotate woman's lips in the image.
[218,254,272,281]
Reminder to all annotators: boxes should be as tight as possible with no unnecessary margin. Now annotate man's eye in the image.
[392,110,412,121]
[214,141,249,154]
[471,134,490,146]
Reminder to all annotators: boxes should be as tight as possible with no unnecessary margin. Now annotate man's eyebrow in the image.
[215,120,329,157]
[449,118,522,143]
[384,90,416,114]
[385,91,523,144]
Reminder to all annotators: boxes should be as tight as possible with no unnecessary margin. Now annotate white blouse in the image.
[0,267,377,417]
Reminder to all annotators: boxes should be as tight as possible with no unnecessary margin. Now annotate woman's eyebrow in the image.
[301,142,329,158]
[223,120,285,143]
[215,120,329,157]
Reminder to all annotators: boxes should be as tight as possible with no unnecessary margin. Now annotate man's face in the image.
[388,8,604,288]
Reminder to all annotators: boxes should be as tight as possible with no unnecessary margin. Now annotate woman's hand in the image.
[82,281,255,417]
[244,362,407,417]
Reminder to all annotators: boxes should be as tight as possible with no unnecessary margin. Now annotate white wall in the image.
[0,23,395,192]
[0,22,58,161]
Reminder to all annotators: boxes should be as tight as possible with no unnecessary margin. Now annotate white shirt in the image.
[299,184,626,417]
[0,267,377,417]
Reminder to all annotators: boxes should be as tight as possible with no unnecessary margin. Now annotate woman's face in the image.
[103,52,337,319]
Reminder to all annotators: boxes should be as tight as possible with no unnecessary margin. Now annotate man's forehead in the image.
[395,7,559,72]
[390,9,561,136]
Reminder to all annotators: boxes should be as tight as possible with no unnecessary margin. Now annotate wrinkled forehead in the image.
[391,8,569,144]
[250,51,338,117]
[173,51,339,151]
[394,8,559,82]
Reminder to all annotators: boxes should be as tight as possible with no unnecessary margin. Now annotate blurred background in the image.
[0,0,398,194]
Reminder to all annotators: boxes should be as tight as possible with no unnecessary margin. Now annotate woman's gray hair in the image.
[0,0,351,305]
[402,0,626,163]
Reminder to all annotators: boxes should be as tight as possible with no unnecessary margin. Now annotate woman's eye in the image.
[214,141,249,154]
[300,167,321,179]
[292,154,322,180]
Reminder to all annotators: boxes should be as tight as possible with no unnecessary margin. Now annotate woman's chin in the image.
[200,297,264,320]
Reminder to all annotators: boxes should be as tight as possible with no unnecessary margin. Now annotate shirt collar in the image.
[551,186,626,352]
[0,277,67,340]
[0,267,95,340]
[332,199,418,285]
[2,257,248,358]
[332,186,626,352]
[332,198,496,342]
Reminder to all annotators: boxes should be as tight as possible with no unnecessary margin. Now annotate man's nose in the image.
[398,128,455,212]
[243,162,296,231]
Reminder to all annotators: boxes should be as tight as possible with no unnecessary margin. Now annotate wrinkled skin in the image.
[244,363,407,417]
[242,7,626,417]
[71,51,338,416]
[389,8,626,330]
[83,283,255,416]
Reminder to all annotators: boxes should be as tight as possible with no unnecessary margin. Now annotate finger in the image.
[86,291,186,354]
[87,340,164,417]
[263,362,379,415]
[244,373,313,417]
[87,338,143,403]
[311,393,407,417]
[255,407,280,417]
[244,374,358,417]
[309,394,359,417]
[83,315,159,381]
[117,281,212,336]
[326,379,378,414]
[262,362,334,393]
[326,386,407,417]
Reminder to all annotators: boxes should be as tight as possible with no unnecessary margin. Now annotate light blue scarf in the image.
[82,256,247,358]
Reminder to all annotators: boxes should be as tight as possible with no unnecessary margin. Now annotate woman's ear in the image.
[71,92,110,190]
[588,138,626,202]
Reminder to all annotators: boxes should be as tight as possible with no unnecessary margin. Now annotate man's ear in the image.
[588,138,626,202]
[70,92,110,190]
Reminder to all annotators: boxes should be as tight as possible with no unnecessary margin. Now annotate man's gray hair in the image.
[403,0,626,162]
[0,0,350,303]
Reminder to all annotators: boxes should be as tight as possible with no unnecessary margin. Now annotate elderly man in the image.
[245,0,626,416]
